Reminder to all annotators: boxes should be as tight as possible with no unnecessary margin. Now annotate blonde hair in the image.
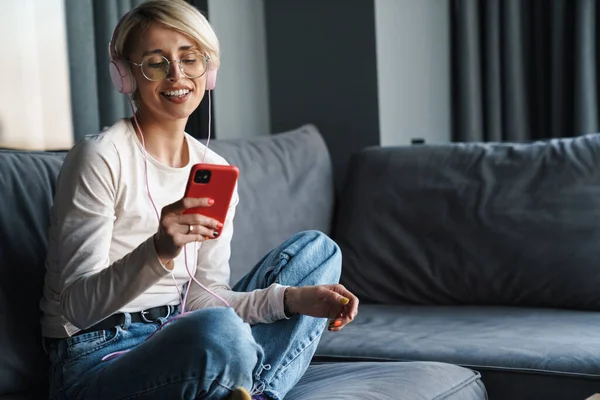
[112,0,220,69]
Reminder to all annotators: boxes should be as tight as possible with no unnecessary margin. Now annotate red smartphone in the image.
[183,163,239,238]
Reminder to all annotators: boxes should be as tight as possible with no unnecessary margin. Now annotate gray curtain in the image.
[65,0,147,141]
[451,0,600,142]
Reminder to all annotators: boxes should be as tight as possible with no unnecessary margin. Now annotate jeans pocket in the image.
[65,326,122,363]
[59,327,122,393]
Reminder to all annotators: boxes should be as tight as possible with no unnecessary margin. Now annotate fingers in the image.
[181,224,219,238]
[162,197,215,216]
[324,290,350,308]
[284,285,359,332]
[154,198,221,261]
[329,284,359,320]
[177,213,223,231]
[161,216,220,240]
[160,210,223,241]
[163,231,208,248]
[325,285,359,332]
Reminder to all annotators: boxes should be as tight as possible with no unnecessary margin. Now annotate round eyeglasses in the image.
[129,52,209,81]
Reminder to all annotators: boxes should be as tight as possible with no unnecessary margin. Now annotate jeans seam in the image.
[273,254,289,285]
[268,326,323,386]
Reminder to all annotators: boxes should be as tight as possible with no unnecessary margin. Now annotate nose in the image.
[167,60,184,81]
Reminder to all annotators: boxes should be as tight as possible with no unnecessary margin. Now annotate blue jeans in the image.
[46,231,342,400]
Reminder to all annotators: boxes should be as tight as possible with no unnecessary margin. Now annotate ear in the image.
[109,59,136,94]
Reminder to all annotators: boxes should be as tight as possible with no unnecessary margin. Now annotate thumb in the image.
[324,289,350,308]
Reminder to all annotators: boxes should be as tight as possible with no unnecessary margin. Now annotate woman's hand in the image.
[153,197,223,267]
[284,284,359,331]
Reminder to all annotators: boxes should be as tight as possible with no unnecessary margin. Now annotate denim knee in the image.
[290,230,340,256]
[287,230,342,282]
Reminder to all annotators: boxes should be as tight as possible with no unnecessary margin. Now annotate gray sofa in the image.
[1,123,597,398]
[317,134,600,399]
[0,125,485,399]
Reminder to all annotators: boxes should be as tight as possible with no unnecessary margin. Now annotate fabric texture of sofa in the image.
[0,125,486,399]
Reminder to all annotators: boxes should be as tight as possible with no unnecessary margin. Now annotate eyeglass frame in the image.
[128,52,211,81]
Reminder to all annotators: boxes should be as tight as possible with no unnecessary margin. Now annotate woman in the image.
[40,1,359,399]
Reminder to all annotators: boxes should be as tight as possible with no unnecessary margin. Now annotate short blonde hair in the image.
[112,0,220,69]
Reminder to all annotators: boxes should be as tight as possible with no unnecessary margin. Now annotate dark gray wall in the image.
[264,0,380,192]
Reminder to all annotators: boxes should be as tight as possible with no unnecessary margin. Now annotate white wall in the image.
[375,0,451,146]
[208,0,270,139]
[0,0,73,150]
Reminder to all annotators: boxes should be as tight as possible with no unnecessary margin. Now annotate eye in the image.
[144,55,168,69]
[148,62,167,69]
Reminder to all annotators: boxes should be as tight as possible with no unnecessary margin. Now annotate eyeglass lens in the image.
[141,53,207,81]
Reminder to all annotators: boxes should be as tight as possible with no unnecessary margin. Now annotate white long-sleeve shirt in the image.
[40,119,287,338]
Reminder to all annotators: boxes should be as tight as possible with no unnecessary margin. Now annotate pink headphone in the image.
[108,11,218,94]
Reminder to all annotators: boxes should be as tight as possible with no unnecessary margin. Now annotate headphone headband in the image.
[108,10,132,61]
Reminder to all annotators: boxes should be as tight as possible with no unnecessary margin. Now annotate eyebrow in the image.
[141,45,197,57]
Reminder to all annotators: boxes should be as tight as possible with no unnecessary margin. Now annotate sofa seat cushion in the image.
[287,361,486,399]
[316,305,600,399]
[0,362,486,400]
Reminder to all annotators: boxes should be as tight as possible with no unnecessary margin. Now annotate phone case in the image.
[183,163,239,237]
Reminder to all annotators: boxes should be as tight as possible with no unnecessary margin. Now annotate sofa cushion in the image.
[208,124,334,284]
[335,134,600,309]
[0,150,65,396]
[287,361,486,399]
[316,304,600,399]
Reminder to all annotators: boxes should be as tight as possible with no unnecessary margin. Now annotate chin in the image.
[159,99,202,120]
[164,108,196,122]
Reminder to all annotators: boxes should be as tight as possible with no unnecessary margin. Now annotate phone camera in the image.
[194,169,212,184]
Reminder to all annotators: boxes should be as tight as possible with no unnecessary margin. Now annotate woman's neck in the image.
[132,112,189,168]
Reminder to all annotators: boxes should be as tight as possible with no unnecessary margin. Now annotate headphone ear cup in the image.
[205,67,217,91]
[109,59,135,94]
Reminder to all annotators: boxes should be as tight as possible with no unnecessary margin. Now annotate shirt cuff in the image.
[143,235,174,277]
[269,283,290,321]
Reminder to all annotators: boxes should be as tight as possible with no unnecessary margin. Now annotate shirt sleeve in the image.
[55,137,172,330]
[184,187,289,324]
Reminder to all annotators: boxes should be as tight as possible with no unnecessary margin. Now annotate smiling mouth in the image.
[161,89,191,98]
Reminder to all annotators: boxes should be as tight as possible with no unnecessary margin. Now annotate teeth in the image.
[163,89,190,97]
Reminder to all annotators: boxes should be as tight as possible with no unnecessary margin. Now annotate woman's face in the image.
[128,23,207,123]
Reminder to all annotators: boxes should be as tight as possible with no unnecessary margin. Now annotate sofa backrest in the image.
[334,133,600,310]
[208,125,334,283]
[0,124,334,396]
[0,150,64,397]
